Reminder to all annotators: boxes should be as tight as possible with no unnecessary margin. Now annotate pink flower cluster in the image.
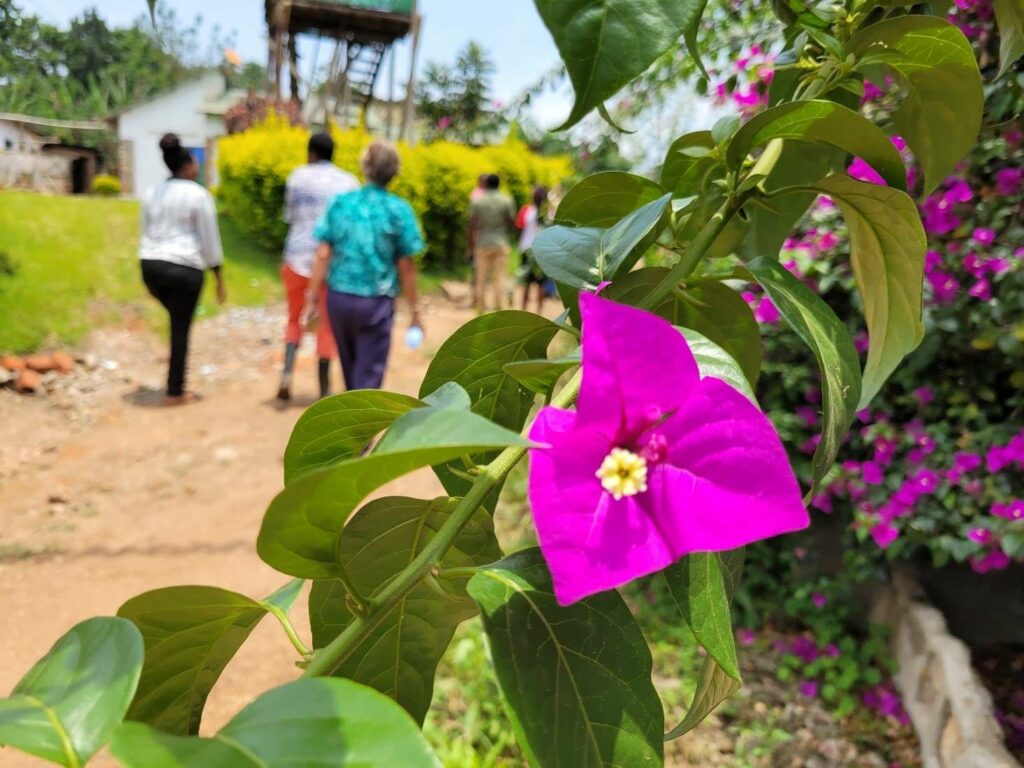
[863,682,911,725]
[921,177,973,236]
[712,45,775,118]
[741,290,779,325]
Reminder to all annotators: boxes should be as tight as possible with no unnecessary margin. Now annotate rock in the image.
[52,352,75,373]
[100,359,120,371]
[25,354,58,373]
[15,368,41,393]
[79,354,99,371]
[213,445,240,464]
[0,355,26,372]
[0,367,13,386]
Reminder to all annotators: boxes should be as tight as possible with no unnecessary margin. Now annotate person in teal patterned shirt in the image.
[305,140,424,390]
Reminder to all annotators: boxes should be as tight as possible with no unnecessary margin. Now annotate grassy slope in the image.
[0,191,282,353]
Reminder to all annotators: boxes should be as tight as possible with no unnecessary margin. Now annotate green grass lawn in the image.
[0,191,282,353]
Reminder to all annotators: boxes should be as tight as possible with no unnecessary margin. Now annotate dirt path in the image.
[0,296,474,767]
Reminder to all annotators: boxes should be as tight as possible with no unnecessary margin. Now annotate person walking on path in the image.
[516,185,550,314]
[139,133,226,406]
[305,140,424,391]
[277,132,358,402]
[468,174,516,312]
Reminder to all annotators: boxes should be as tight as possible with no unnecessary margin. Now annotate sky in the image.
[24,0,574,127]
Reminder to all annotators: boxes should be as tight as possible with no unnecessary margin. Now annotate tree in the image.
[416,41,502,143]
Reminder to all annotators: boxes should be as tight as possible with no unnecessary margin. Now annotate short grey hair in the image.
[360,140,400,186]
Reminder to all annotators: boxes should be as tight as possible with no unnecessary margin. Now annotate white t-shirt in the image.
[283,162,359,277]
[139,179,223,271]
[518,205,540,251]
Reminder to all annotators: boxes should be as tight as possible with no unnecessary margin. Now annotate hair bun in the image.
[159,133,182,153]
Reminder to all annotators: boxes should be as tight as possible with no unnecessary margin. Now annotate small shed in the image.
[115,72,246,197]
[0,115,102,195]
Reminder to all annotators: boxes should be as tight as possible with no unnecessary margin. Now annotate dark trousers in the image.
[141,260,204,396]
[326,290,394,391]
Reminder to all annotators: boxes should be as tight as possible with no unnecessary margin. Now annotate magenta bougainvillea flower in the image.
[528,294,808,605]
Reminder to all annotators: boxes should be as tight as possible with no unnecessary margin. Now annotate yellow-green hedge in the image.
[217,118,572,268]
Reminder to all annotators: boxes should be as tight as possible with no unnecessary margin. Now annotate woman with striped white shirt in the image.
[139,134,226,405]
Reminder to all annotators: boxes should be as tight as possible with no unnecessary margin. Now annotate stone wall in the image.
[872,572,1021,768]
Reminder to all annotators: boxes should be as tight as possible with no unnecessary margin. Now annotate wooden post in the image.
[386,44,397,140]
[401,7,421,145]
[288,34,301,103]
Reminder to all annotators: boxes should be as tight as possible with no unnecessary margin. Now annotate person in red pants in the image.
[277,132,358,401]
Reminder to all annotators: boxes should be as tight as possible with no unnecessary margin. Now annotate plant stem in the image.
[336,562,370,615]
[265,604,313,659]
[302,194,748,679]
[303,371,584,678]
[643,195,747,308]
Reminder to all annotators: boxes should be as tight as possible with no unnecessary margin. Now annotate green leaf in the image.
[308,497,500,724]
[283,390,423,484]
[117,586,271,735]
[660,550,744,739]
[848,15,982,194]
[811,174,925,407]
[109,678,438,768]
[467,549,663,767]
[604,268,761,387]
[419,311,560,500]
[535,0,710,129]
[659,552,743,681]
[660,131,717,196]
[504,351,582,397]
[679,329,757,405]
[995,0,1024,77]
[664,657,743,740]
[555,172,666,227]
[747,257,861,490]
[726,100,907,190]
[533,195,671,291]
[738,140,841,262]
[422,382,472,410]
[258,405,530,578]
[0,617,143,767]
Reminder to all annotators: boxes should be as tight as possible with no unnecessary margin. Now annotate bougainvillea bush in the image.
[743,0,1024,576]
[0,0,1013,766]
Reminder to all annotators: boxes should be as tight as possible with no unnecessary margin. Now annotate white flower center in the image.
[596,448,648,501]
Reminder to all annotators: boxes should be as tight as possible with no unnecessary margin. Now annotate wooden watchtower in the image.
[266,0,421,138]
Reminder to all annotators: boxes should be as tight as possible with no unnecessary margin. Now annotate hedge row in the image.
[216,118,572,268]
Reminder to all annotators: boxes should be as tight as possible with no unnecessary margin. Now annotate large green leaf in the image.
[0,617,143,767]
[726,100,907,190]
[468,549,663,767]
[308,497,500,724]
[419,311,560,501]
[664,657,743,740]
[679,329,757,406]
[259,405,529,578]
[848,15,982,194]
[533,195,671,291]
[660,550,744,739]
[811,174,925,407]
[555,172,666,227]
[747,257,861,490]
[604,268,761,387]
[660,131,718,197]
[659,552,744,682]
[283,390,423,485]
[738,140,840,262]
[109,678,438,767]
[117,586,281,735]
[995,0,1024,76]
[535,0,709,129]
[504,351,582,398]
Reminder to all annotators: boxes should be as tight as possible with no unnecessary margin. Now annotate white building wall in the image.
[117,73,226,197]
[0,120,43,153]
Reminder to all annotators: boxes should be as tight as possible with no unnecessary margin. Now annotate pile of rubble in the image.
[0,352,78,394]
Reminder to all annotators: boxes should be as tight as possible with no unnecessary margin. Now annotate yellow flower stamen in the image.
[596,448,648,501]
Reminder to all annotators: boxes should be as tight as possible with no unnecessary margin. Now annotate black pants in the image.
[326,291,395,390]
[141,260,204,396]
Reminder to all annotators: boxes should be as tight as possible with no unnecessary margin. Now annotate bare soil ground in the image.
[0,297,469,767]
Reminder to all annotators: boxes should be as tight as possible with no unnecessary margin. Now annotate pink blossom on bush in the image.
[849,157,886,186]
[992,500,1024,521]
[862,461,884,486]
[799,680,820,698]
[870,517,900,549]
[913,387,934,406]
[755,297,780,325]
[811,592,828,609]
[968,278,992,300]
[970,549,1011,574]
[995,167,1023,196]
[972,227,997,245]
[968,528,993,545]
